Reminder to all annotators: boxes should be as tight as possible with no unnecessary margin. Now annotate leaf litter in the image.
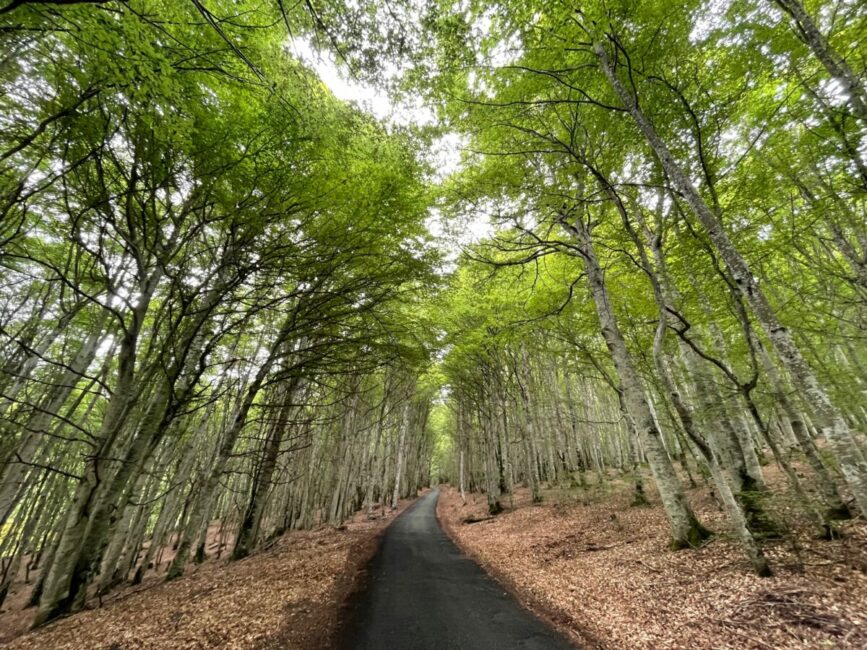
[437,474,867,650]
[0,497,418,650]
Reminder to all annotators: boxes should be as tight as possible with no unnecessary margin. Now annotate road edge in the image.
[434,486,603,650]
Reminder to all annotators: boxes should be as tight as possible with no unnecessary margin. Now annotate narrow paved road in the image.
[340,490,574,649]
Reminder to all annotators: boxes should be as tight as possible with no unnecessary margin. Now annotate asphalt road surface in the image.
[340,489,574,650]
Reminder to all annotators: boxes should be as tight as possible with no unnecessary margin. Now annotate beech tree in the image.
[0,0,438,625]
[0,0,864,628]
[417,0,865,576]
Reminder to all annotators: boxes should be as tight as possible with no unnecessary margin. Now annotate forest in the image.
[0,0,865,648]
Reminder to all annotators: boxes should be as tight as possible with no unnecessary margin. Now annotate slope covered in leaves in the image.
[0,496,420,650]
[438,479,867,650]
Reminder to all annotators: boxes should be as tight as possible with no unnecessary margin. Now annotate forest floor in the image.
[437,473,867,650]
[0,495,420,649]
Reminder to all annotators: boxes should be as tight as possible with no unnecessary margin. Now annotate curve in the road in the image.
[339,489,575,650]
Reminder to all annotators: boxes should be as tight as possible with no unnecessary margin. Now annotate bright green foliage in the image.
[0,0,866,619]
[0,0,442,623]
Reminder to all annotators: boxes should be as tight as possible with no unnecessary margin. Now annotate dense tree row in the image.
[1,0,865,634]
[424,0,866,578]
[0,0,436,626]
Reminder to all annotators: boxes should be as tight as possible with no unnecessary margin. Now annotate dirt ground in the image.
[0,496,418,649]
[437,476,867,650]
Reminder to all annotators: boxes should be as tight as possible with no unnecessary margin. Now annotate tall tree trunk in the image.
[391,401,411,509]
[0,323,105,528]
[596,42,867,517]
[572,217,709,548]
[34,267,161,626]
[771,0,867,122]
[165,315,293,581]
[232,378,303,560]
